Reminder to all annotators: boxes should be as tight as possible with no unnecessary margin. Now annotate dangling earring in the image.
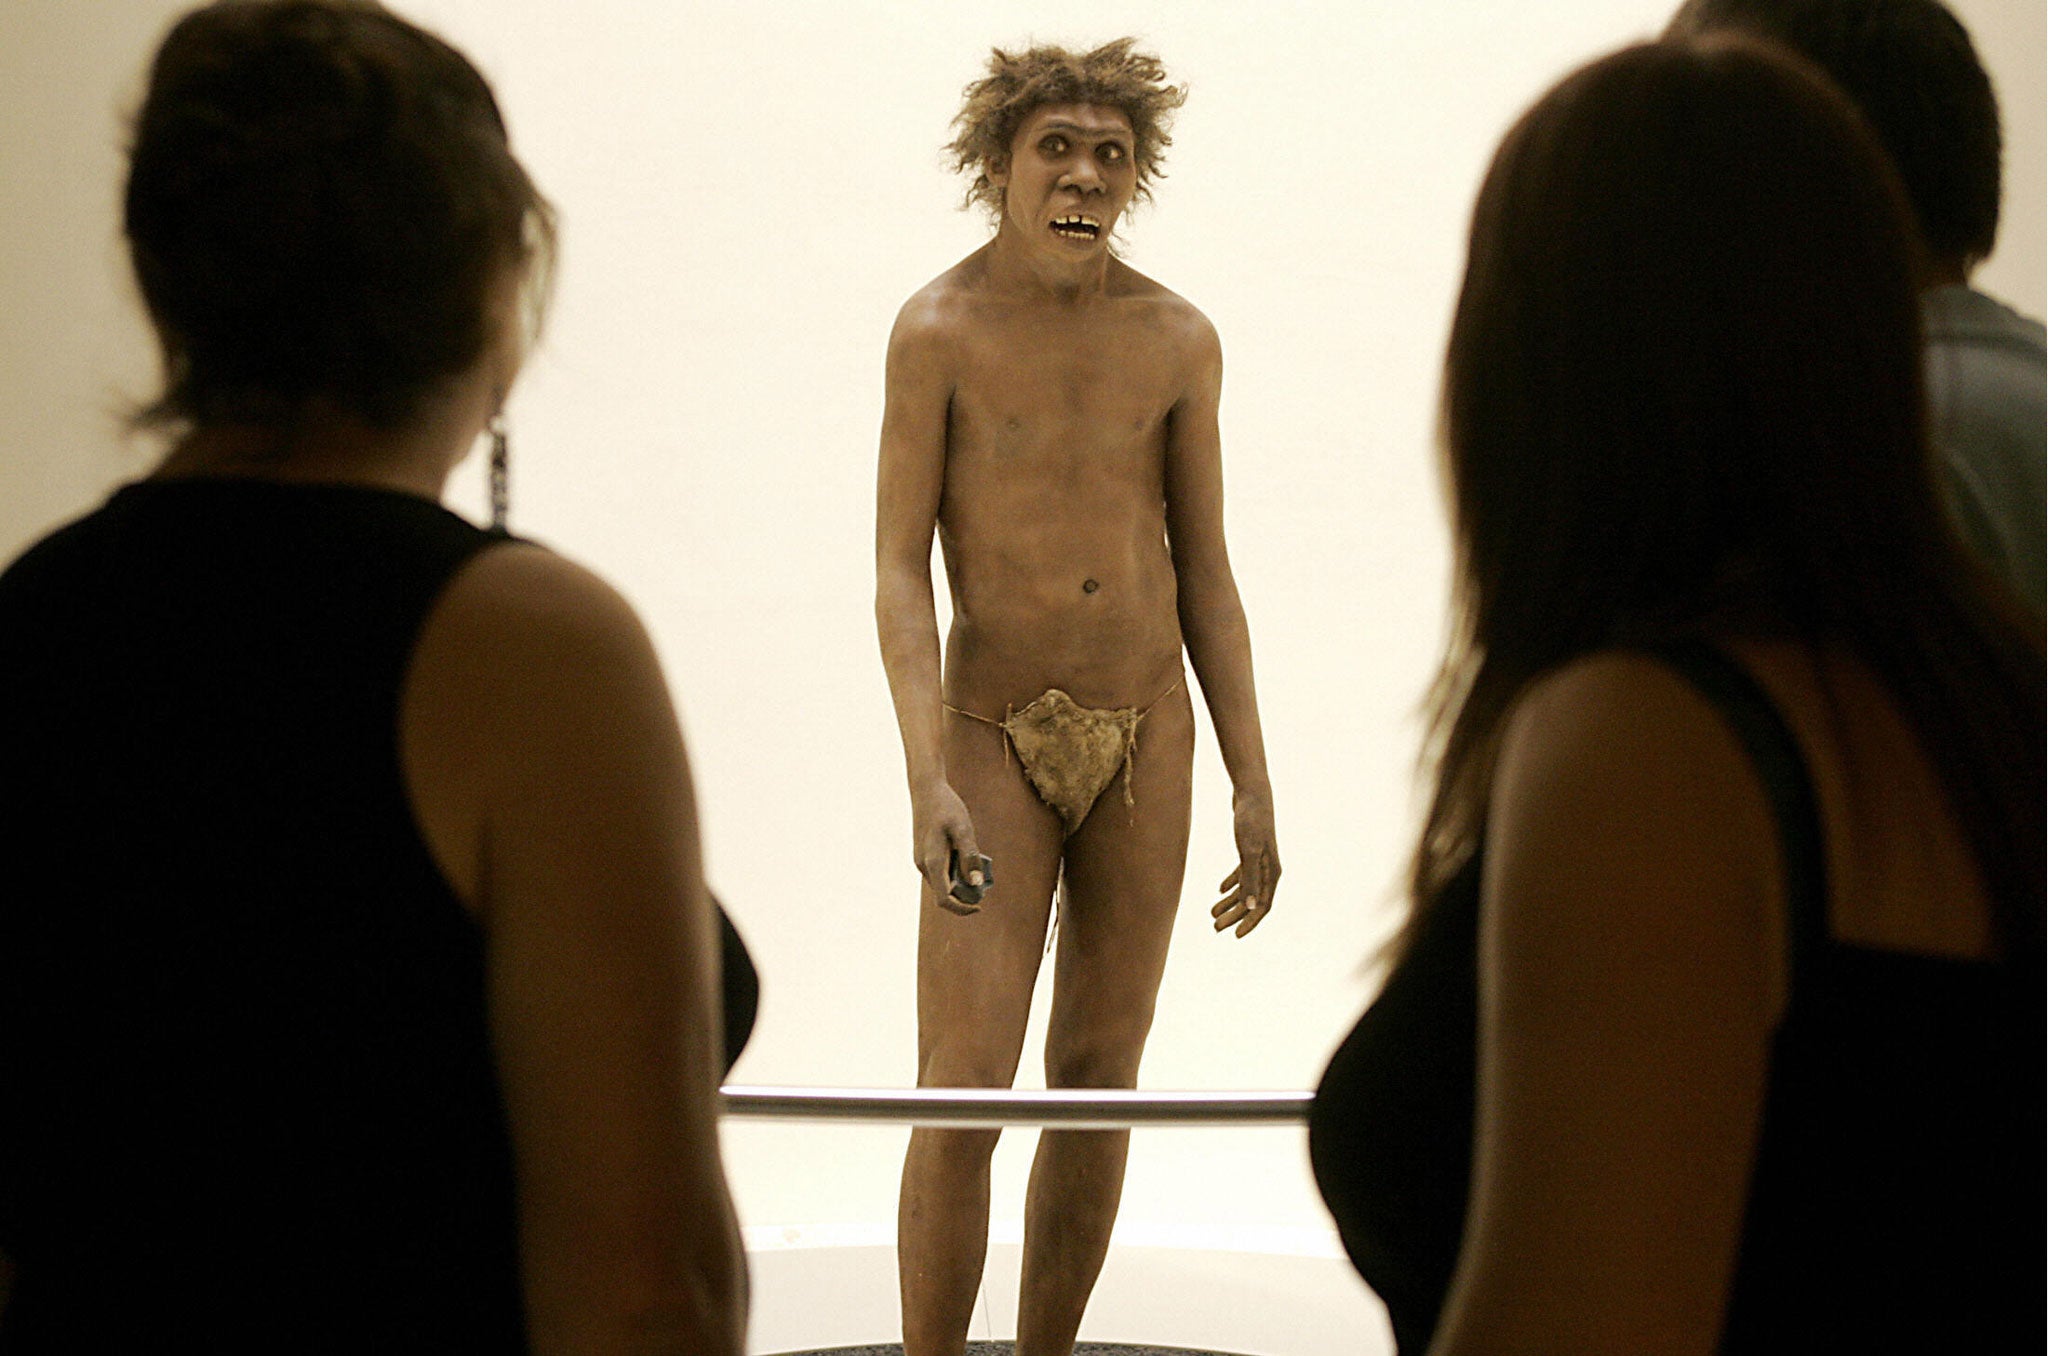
[487,414,510,532]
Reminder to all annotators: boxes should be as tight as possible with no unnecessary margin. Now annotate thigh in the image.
[913,709,1066,1087]
[1044,680,1196,1085]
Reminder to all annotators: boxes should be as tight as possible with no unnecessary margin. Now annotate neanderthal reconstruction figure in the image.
[874,39,1280,1354]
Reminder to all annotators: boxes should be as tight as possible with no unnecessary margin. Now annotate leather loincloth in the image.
[945,676,1184,834]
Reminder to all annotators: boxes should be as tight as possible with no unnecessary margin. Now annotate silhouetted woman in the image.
[1311,36,2044,1355]
[0,3,748,1350]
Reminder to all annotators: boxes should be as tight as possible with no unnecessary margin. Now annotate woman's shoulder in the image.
[412,540,675,749]
[1722,639,1998,961]
[1500,646,1759,785]
[1488,645,1791,1005]
[402,542,687,913]
[1500,638,1997,965]
[434,540,644,635]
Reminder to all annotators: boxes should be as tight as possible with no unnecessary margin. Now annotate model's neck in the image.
[984,221,1112,301]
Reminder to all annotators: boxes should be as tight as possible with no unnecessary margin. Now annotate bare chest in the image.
[946,311,1185,473]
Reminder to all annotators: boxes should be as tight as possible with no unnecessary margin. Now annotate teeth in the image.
[1051,214,1102,234]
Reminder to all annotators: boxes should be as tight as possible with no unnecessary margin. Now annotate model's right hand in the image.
[912,780,985,914]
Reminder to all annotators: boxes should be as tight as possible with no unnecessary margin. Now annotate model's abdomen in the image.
[938,469,1183,711]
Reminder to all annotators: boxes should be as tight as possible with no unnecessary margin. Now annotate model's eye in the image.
[1040,135,1068,156]
[1100,143,1126,163]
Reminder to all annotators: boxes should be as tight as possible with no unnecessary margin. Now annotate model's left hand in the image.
[1212,786,1279,937]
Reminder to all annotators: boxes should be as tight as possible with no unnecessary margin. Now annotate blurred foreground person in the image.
[1669,0,2044,609]
[0,3,748,1351]
[1311,36,2044,1356]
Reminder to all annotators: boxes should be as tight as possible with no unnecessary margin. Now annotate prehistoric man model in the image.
[875,39,1280,1355]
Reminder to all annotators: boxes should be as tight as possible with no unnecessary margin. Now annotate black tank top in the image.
[0,479,524,1350]
[1308,641,2044,1353]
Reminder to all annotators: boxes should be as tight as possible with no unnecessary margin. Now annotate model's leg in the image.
[1015,683,1196,1355]
[899,713,1066,1356]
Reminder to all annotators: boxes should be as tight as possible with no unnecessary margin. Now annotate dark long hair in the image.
[1415,37,2043,957]
[125,0,555,431]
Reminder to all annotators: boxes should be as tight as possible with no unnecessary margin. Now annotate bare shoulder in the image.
[1113,262,1220,352]
[428,541,654,668]
[402,541,682,911]
[888,253,990,357]
[408,541,674,749]
[1501,649,1748,785]
[1489,648,1780,979]
[1492,649,1777,904]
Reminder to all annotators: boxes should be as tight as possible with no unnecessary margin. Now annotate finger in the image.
[1217,864,1241,893]
[1211,887,1245,918]
[919,843,956,899]
[1232,891,1268,938]
[1245,858,1274,909]
[927,851,980,914]
[950,823,988,890]
[1213,899,1249,932]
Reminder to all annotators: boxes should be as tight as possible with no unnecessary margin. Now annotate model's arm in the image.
[874,299,983,910]
[1163,313,1279,937]
[403,544,745,1356]
[1429,653,1781,1355]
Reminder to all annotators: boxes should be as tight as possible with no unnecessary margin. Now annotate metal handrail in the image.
[719,1085,1314,1129]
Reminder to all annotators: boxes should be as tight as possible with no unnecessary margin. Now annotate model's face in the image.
[991,103,1138,254]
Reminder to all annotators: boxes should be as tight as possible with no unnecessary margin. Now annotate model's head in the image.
[1666,0,2001,279]
[948,39,1186,225]
[125,0,555,432]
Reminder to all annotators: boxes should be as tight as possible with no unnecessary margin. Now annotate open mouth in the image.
[1050,214,1102,241]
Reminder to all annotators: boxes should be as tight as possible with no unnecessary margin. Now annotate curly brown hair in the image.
[947,38,1187,218]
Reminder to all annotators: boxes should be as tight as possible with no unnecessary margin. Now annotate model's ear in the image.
[987,154,1009,189]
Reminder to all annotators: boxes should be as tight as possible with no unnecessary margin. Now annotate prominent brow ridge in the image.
[1038,122,1132,145]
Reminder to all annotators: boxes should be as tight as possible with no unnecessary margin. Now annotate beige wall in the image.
[1964,0,2046,311]
[3,0,2043,1271]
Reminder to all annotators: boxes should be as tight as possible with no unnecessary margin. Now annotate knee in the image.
[1043,1022,1151,1090]
[917,1042,1024,1091]
[908,1125,1002,1167]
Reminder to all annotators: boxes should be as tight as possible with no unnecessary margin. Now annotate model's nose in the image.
[1063,157,1104,192]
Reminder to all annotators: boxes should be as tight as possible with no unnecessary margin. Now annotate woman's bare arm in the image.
[1431,652,1783,1355]
[404,543,744,1355]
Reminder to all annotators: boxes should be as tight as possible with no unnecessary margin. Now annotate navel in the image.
[1082,578,1100,594]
